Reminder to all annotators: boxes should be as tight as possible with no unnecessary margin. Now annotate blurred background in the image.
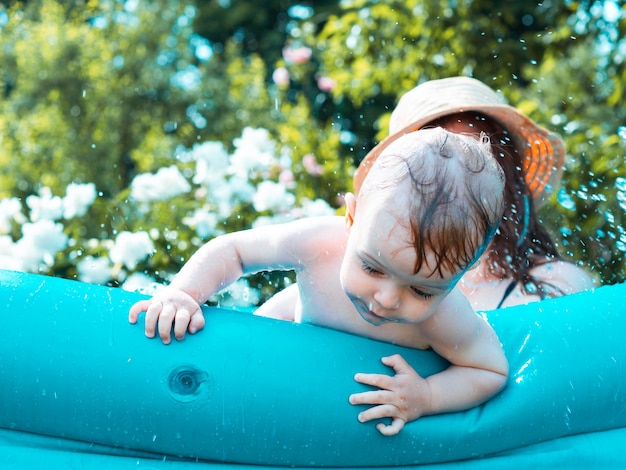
[0,0,624,306]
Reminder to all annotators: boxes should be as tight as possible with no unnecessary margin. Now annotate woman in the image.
[353,76,595,311]
[257,76,595,317]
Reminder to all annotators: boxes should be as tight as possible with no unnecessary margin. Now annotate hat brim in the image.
[354,103,564,204]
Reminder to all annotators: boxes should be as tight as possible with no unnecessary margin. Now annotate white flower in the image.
[227,175,256,204]
[189,141,230,186]
[109,231,155,270]
[121,272,163,294]
[252,180,295,212]
[0,197,24,234]
[298,198,335,218]
[26,187,63,221]
[252,213,295,228]
[0,235,22,271]
[230,127,276,177]
[183,209,219,239]
[63,183,97,219]
[234,127,276,155]
[14,219,69,271]
[207,176,255,218]
[0,235,14,254]
[77,255,112,284]
[195,167,229,198]
[213,278,261,309]
[203,178,232,215]
[130,165,191,202]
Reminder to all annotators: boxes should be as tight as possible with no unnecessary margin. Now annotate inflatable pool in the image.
[1,269,625,469]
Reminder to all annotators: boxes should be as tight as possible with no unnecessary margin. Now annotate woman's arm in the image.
[530,260,597,296]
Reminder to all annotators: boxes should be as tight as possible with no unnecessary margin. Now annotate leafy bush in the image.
[0,126,336,307]
[0,0,624,300]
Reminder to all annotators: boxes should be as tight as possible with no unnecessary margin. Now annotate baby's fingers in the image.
[381,354,412,374]
[128,300,152,324]
[355,403,398,423]
[376,418,405,436]
[172,307,192,340]
[353,372,394,391]
[156,302,179,344]
[349,389,392,406]
[143,300,163,339]
[188,310,206,334]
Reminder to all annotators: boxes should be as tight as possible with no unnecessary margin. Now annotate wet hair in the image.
[429,112,563,297]
[362,127,505,278]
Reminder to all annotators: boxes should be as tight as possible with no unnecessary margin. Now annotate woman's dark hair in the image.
[429,112,563,298]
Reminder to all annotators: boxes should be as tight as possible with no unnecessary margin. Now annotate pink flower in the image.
[302,154,324,176]
[272,67,290,86]
[317,76,336,92]
[279,169,295,186]
[282,46,312,64]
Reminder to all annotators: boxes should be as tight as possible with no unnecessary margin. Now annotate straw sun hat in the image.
[353,76,565,202]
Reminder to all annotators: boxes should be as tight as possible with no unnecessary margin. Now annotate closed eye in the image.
[410,286,433,300]
[361,261,382,275]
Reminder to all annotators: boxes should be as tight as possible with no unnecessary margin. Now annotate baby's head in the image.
[358,127,505,280]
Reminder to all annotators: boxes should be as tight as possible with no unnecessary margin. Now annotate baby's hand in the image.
[128,288,205,344]
[348,354,431,436]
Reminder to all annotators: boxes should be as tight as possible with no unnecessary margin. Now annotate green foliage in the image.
[303,0,625,284]
[0,0,187,197]
[519,15,626,285]
[0,0,623,295]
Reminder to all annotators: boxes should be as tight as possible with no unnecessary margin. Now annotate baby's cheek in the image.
[339,262,363,294]
[338,258,352,291]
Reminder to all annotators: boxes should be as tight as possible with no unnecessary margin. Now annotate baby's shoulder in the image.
[286,216,347,262]
[289,215,344,232]
[292,216,345,243]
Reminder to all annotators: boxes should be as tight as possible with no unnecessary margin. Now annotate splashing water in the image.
[557,188,576,211]
[617,177,626,212]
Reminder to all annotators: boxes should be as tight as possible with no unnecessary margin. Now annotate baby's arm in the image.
[129,216,340,343]
[350,288,508,435]
[128,233,247,344]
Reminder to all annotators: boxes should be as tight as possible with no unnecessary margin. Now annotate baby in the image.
[129,127,509,436]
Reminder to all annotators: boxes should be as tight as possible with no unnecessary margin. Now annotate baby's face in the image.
[339,183,465,326]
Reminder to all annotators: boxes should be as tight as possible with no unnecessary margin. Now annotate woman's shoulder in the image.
[529,259,597,295]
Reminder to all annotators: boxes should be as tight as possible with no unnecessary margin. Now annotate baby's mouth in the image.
[356,301,391,326]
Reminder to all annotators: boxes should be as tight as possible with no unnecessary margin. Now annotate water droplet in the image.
[605,211,615,224]
[557,188,576,211]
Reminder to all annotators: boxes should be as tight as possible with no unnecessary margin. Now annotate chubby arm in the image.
[421,288,509,412]
[350,288,508,435]
[129,216,342,343]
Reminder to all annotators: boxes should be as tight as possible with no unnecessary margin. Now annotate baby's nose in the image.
[373,283,401,310]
